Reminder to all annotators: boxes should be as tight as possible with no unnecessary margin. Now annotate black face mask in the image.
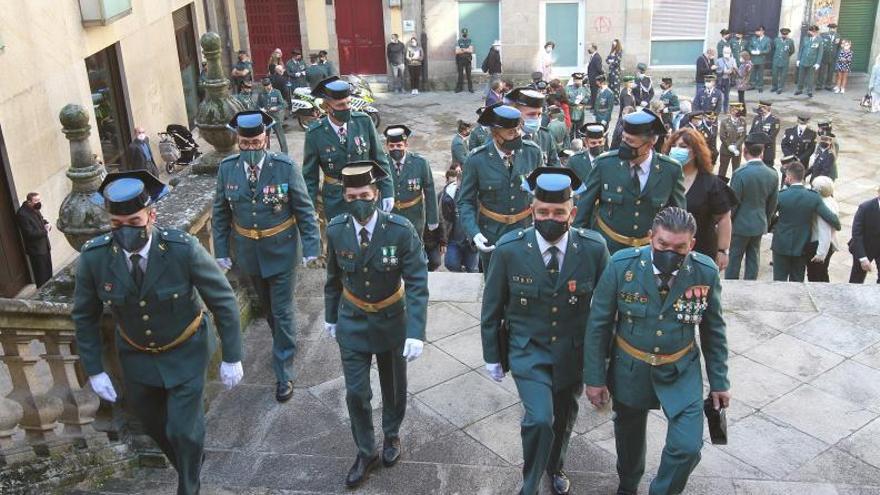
[653,249,686,275]
[32,202,42,210]
[535,218,569,243]
[589,145,604,156]
[113,225,150,253]
[618,141,644,161]
[389,149,405,161]
[819,142,830,150]
[500,135,523,152]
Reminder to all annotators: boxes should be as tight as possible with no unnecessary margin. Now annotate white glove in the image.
[324,321,337,338]
[89,372,117,402]
[381,197,395,212]
[473,233,495,253]
[216,258,233,270]
[485,363,505,382]
[402,338,424,362]
[727,144,739,155]
[814,64,820,70]
[796,60,800,67]
[302,256,317,266]
[428,223,439,231]
[219,361,243,390]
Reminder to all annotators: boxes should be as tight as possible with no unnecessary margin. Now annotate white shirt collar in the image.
[494,141,514,159]
[353,210,379,238]
[632,150,653,175]
[329,118,347,135]
[536,230,569,258]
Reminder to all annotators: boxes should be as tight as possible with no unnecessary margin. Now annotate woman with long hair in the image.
[606,39,623,94]
[267,48,283,75]
[663,128,736,269]
[406,36,424,94]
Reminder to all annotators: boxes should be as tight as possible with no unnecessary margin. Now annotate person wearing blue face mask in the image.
[324,161,428,489]
[506,87,560,166]
[663,128,736,270]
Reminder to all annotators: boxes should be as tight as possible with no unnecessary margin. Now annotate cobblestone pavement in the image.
[74,271,880,495]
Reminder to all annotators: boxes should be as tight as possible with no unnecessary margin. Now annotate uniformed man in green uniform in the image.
[507,87,560,166]
[573,109,687,254]
[468,107,491,150]
[75,171,244,495]
[305,53,325,89]
[482,167,610,495]
[257,78,289,154]
[730,32,746,63]
[618,76,637,118]
[749,100,781,167]
[285,49,308,90]
[323,162,428,489]
[771,161,841,281]
[455,28,475,93]
[592,74,616,127]
[567,123,606,184]
[657,77,680,130]
[318,50,338,78]
[213,110,321,402]
[725,132,779,280]
[547,106,570,151]
[819,23,841,92]
[384,124,439,237]
[771,28,796,94]
[234,80,257,110]
[795,25,824,97]
[584,206,730,495]
[716,29,732,59]
[566,73,590,140]
[303,76,394,224]
[230,50,253,94]
[748,25,771,92]
[718,102,747,179]
[452,120,472,168]
[458,104,544,269]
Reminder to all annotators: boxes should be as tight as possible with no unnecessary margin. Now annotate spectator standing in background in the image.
[406,36,424,94]
[267,48,284,75]
[125,126,160,177]
[440,168,478,273]
[541,41,556,80]
[485,80,505,106]
[587,42,605,107]
[736,51,753,105]
[716,46,737,112]
[16,192,52,288]
[231,50,253,94]
[482,40,503,94]
[605,39,622,94]
[387,34,406,94]
[848,186,880,283]
[455,28,475,93]
[695,47,717,96]
[833,39,853,93]
[318,50,338,77]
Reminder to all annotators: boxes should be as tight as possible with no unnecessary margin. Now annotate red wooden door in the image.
[335,0,386,75]
[243,0,302,79]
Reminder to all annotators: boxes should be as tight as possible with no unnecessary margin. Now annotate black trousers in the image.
[850,255,880,283]
[589,82,599,107]
[806,248,834,282]
[408,65,422,91]
[456,56,473,92]
[28,253,52,287]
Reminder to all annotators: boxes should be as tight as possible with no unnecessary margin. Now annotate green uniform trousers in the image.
[269,111,289,154]
[613,399,703,495]
[772,253,808,282]
[726,234,762,280]
[341,344,407,458]
[514,376,581,495]
[250,268,297,383]
[818,59,836,90]
[771,66,789,92]
[126,374,205,495]
[797,66,817,94]
[750,63,765,90]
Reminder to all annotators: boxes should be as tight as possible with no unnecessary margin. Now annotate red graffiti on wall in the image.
[595,16,611,34]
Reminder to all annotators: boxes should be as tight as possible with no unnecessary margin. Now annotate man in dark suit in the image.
[695,48,716,97]
[849,187,880,283]
[15,192,52,287]
[780,115,817,170]
[125,126,160,177]
[586,43,604,108]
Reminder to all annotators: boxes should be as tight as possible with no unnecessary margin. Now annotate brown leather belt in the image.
[616,335,694,366]
[479,203,531,225]
[323,175,342,185]
[233,216,296,240]
[596,215,651,247]
[343,285,404,313]
[118,312,203,354]
[394,195,423,210]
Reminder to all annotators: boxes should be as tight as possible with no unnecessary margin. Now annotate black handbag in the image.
[703,397,728,445]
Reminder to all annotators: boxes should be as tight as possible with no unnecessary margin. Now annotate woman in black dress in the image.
[662,128,737,270]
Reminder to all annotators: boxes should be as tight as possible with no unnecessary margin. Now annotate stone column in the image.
[55,104,111,252]
[0,396,31,466]
[194,31,246,174]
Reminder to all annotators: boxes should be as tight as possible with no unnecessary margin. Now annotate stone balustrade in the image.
[0,298,110,466]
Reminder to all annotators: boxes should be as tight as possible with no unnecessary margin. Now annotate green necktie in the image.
[130,254,144,289]
[359,228,370,252]
[631,164,641,193]
[546,246,560,283]
[657,273,672,300]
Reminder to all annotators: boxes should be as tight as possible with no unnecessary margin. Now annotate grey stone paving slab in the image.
[720,413,829,479]
[292,338,345,388]
[204,383,284,450]
[732,479,841,494]
[786,447,880,486]
[463,404,525,465]
[692,444,770,480]
[428,271,483,302]
[785,313,880,357]
[451,301,483,320]
[724,311,782,355]
[809,284,880,316]
[416,370,519,428]
[741,310,818,332]
[562,434,619,474]
[839,416,880,469]
[257,393,347,454]
[810,360,880,412]
[855,343,880,370]
[722,282,816,312]
[424,302,480,342]
[763,384,878,445]
[405,344,470,393]
[201,450,264,488]
[433,326,484,368]
[406,430,510,467]
[745,333,845,381]
[726,356,802,409]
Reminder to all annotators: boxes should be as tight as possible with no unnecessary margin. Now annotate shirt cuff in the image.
[860,257,869,263]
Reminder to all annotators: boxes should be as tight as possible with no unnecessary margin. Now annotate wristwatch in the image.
[718,248,730,256]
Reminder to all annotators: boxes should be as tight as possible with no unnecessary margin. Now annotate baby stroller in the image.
[158,124,202,173]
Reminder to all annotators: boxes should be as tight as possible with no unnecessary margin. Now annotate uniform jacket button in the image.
[139,301,146,307]
[145,330,153,336]
[142,314,150,321]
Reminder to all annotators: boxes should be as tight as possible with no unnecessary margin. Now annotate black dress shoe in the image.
[275,380,294,402]
[345,454,379,489]
[550,471,571,494]
[794,90,803,95]
[616,487,637,495]
[382,437,401,467]
[808,93,814,98]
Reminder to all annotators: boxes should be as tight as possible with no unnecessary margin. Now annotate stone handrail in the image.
[0,298,110,465]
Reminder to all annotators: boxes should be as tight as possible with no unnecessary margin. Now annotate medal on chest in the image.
[673,285,710,324]
[262,183,289,212]
[381,246,398,266]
